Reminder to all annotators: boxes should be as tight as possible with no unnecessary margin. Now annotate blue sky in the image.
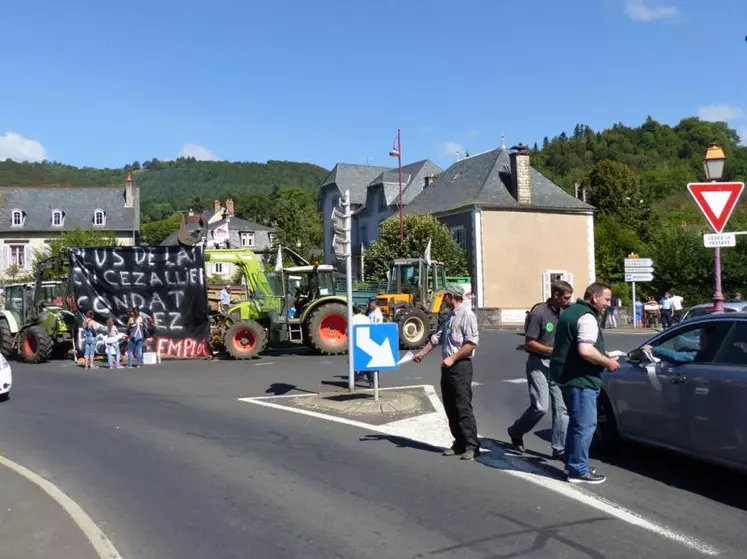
[1,0,745,171]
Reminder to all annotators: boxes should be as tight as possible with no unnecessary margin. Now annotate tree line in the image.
[531,117,747,305]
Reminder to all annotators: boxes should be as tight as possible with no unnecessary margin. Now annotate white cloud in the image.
[0,132,48,162]
[178,143,219,161]
[739,128,747,146]
[698,104,744,122]
[440,140,465,158]
[626,1,680,22]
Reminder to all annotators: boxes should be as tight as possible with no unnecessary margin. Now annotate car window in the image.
[652,321,733,363]
[713,323,747,366]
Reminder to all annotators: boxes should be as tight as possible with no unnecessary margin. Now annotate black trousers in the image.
[441,360,479,452]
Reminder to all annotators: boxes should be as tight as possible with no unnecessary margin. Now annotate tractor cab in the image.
[3,281,67,325]
[280,264,337,319]
[380,258,447,318]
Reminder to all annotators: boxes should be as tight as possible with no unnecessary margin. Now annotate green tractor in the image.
[0,259,76,363]
[204,249,349,360]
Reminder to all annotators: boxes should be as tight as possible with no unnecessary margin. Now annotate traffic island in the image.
[260,386,437,426]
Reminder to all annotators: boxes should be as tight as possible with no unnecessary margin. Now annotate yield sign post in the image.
[687,182,745,233]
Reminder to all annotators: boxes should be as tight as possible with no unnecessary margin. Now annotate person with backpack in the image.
[508,281,573,460]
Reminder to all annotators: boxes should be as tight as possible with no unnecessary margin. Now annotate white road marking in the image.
[254,361,276,367]
[0,455,124,559]
[240,385,721,556]
[471,381,482,387]
[502,378,528,384]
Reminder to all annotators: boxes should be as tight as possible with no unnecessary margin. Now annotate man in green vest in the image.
[551,282,620,484]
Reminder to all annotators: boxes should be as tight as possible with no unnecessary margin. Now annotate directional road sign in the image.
[352,323,399,372]
[625,273,653,282]
[624,258,653,268]
[624,266,654,274]
[704,233,737,248]
[687,182,745,234]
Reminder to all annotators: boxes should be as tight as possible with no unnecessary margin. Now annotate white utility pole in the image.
[332,190,354,391]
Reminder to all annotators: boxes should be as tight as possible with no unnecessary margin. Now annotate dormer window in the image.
[93,209,106,227]
[11,209,24,227]
[52,210,64,227]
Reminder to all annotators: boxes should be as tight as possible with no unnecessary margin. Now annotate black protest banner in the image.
[68,246,209,358]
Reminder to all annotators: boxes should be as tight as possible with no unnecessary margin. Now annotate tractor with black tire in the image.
[203,248,349,360]
[375,258,449,349]
[0,258,76,363]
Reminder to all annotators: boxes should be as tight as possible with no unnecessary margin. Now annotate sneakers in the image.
[442,445,465,456]
[551,450,565,461]
[460,449,478,461]
[507,427,525,453]
[567,471,606,484]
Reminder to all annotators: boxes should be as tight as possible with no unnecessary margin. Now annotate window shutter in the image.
[24,245,32,270]
[0,246,7,270]
[542,272,551,301]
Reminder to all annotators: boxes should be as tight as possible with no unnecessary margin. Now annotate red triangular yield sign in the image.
[687,182,745,233]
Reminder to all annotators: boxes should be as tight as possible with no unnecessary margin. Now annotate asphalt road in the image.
[0,330,745,558]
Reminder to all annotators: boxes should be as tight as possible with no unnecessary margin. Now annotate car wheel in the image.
[592,391,620,455]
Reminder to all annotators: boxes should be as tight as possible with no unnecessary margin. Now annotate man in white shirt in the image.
[670,292,684,324]
[220,285,232,314]
[367,296,383,323]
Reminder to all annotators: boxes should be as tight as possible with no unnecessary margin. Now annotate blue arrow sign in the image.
[352,323,400,371]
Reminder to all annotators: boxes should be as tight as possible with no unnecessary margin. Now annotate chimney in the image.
[509,143,531,205]
[225,198,235,216]
[213,199,221,212]
[124,173,134,208]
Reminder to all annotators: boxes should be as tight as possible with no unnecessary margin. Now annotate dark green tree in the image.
[363,214,468,280]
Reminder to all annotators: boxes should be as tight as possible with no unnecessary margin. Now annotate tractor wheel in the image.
[19,326,54,364]
[224,321,267,360]
[307,303,348,355]
[397,308,430,349]
[0,318,12,357]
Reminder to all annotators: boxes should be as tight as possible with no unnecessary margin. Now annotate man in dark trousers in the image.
[414,283,480,460]
[508,281,573,459]
[551,282,620,484]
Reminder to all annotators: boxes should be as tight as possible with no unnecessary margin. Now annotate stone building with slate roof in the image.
[405,144,595,322]
[0,177,140,280]
[161,197,276,280]
[318,160,441,275]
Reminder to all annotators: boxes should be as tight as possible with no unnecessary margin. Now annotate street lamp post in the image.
[704,143,727,313]
[389,129,404,241]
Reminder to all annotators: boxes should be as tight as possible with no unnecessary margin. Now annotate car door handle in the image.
[670,374,687,384]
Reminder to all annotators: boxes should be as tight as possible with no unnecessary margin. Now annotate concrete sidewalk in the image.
[0,463,101,559]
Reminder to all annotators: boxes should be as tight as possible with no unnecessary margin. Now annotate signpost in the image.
[686,182,744,234]
[624,255,655,329]
[352,323,399,401]
[704,233,737,248]
[688,181,745,312]
[332,190,354,391]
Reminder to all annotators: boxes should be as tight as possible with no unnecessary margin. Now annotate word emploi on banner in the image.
[68,246,210,358]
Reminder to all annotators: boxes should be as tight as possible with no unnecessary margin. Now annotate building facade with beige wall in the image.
[0,178,140,280]
[406,144,595,325]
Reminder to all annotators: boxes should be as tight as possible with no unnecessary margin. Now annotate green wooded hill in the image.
[531,116,747,304]
[0,157,329,222]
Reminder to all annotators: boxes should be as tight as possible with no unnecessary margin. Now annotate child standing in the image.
[105,317,122,369]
